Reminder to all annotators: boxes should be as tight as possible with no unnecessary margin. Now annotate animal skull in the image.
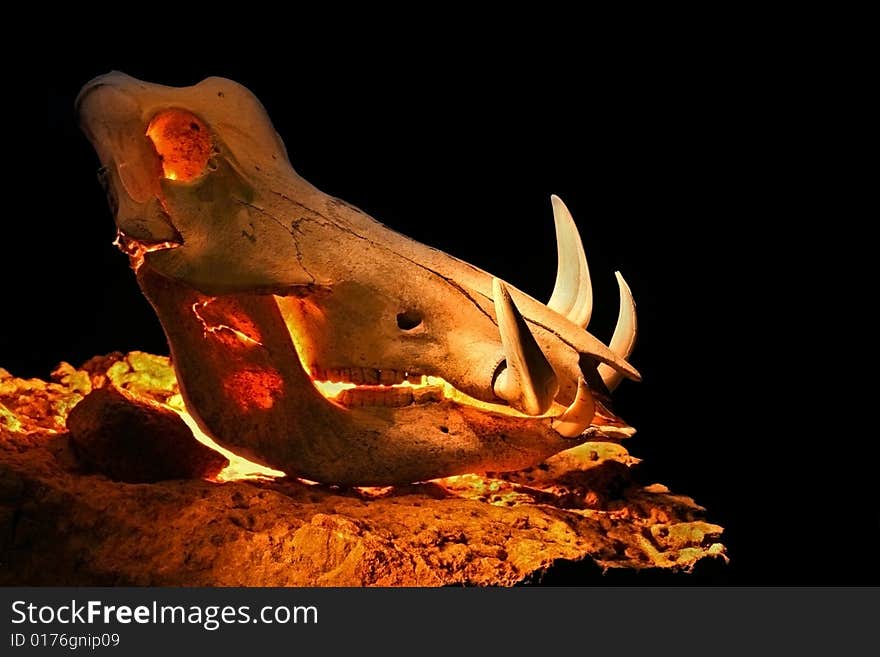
[76,72,640,485]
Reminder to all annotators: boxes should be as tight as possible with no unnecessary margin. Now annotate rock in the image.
[0,353,726,586]
[67,387,228,483]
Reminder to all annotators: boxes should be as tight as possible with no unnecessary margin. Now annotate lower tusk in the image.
[550,377,595,438]
[492,278,560,415]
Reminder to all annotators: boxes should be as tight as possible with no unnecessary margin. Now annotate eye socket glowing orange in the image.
[146,109,212,182]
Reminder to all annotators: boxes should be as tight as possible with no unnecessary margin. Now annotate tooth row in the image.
[311,366,420,386]
[337,387,413,408]
[335,384,445,408]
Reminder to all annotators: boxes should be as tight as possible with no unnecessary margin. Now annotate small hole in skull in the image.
[396,310,423,331]
[439,426,449,434]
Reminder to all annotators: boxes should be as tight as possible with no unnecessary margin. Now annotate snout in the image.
[76,72,144,146]
[75,73,113,118]
[76,72,181,244]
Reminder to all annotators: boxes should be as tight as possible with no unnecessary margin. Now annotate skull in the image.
[76,72,640,485]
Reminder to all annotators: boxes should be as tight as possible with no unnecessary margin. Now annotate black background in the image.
[13,36,874,585]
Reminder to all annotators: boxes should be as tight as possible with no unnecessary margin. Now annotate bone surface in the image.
[77,72,642,484]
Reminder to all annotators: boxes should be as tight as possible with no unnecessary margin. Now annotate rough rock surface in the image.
[67,386,228,482]
[0,352,725,586]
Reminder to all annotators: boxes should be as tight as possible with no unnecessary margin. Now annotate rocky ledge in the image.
[0,352,725,586]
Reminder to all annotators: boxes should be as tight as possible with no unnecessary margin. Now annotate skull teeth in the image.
[310,366,416,386]
[335,384,445,408]
[310,365,443,408]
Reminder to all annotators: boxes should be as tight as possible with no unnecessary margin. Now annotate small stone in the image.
[67,387,228,483]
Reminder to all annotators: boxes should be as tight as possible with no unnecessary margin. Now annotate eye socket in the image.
[146,109,212,182]
[396,310,423,331]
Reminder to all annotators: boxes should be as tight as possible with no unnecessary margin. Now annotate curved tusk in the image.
[551,377,595,437]
[598,271,638,391]
[547,195,593,328]
[492,278,560,415]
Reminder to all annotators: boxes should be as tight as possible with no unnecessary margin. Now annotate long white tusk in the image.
[598,271,637,391]
[547,195,593,328]
[492,278,560,415]
[551,377,595,437]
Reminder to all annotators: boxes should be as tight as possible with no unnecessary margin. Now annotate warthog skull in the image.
[76,72,640,485]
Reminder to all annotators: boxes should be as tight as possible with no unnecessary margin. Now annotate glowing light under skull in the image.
[172,404,285,482]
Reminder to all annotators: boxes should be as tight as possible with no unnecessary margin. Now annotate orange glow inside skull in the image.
[146,109,212,181]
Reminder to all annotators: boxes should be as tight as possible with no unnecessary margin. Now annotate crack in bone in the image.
[191,299,264,347]
[236,199,318,284]
[269,190,497,324]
